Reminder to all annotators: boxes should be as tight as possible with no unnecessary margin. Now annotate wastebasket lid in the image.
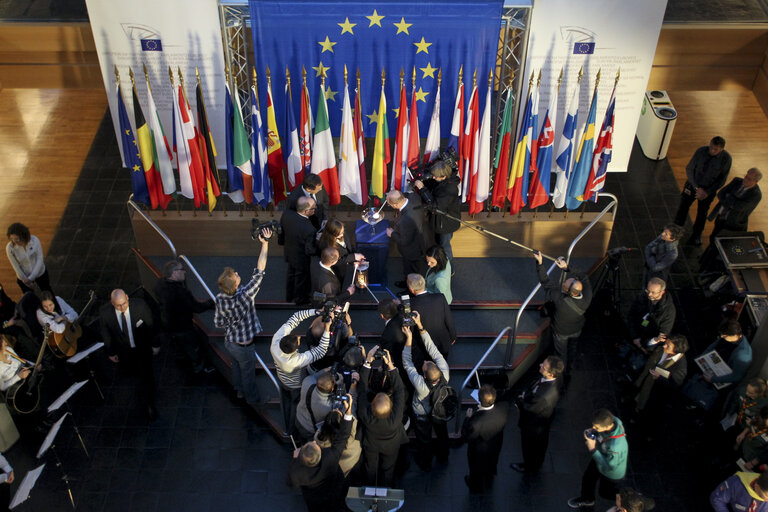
[655,107,677,120]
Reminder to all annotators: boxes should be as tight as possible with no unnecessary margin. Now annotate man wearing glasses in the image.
[627,277,676,356]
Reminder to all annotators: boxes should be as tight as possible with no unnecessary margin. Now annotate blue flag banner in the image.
[573,42,595,54]
[249,0,503,138]
[116,84,151,206]
[140,39,163,51]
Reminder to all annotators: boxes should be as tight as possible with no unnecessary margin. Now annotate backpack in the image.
[429,377,458,421]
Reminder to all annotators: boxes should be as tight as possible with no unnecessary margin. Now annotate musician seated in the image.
[36,292,77,334]
[0,335,33,392]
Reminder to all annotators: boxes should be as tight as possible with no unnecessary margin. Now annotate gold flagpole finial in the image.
[143,64,152,94]
[488,69,493,88]
[381,68,386,87]
[114,65,121,86]
[195,66,202,85]
[344,64,348,86]
[266,65,272,86]
[251,68,260,110]
[399,67,404,87]
[356,68,361,90]
[225,67,230,83]
[302,66,307,86]
[528,71,534,87]
[321,68,326,88]
[595,68,601,89]
[437,67,442,87]
[168,66,174,87]
[615,68,621,84]
[578,66,584,83]
[286,67,293,102]
[128,67,135,88]
[251,66,256,86]
[411,66,416,89]
[472,69,477,87]
[178,67,185,87]
[536,69,541,87]
[458,65,463,83]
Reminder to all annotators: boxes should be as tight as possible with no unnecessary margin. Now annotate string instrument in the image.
[6,324,49,414]
[48,290,96,358]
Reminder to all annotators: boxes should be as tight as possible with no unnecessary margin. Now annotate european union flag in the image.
[140,39,163,52]
[573,42,595,55]
[249,0,503,137]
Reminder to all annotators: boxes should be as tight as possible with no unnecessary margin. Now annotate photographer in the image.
[413,158,460,266]
[568,409,628,509]
[214,227,272,405]
[270,308,333,435]
[289,393,354,512]
[296,368,358,443]
[305,306,355,372]
[358,345,408,487]
[402,312,452,471]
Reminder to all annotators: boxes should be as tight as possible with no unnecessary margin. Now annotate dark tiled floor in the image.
[5,109,738,512]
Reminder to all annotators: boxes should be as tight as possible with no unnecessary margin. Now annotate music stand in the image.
[66,342,105,400]
[346,487,405,512]
[36,413,75,508]
[47,380,89,458]
[9,464,44,510]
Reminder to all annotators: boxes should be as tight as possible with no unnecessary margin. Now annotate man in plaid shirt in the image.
[214,228,272,404]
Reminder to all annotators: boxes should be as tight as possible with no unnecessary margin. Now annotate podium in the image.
[355,220,391,286]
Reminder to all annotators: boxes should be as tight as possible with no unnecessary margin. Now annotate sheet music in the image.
[10,464,44,509]
[66,342,104,364]
[47,380,88,413]
[37,413,69,458]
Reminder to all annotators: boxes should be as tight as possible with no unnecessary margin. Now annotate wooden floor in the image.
[0,88,107,297]
[0,88,767,300]
[666,90,768,240]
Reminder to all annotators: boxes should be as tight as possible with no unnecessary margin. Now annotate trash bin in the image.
[636,90,677,160]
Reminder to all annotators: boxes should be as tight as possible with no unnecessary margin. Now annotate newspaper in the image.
[695,350,733,390]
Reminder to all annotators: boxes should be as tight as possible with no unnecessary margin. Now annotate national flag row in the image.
[491,68,618,214]
[117,65,617,214]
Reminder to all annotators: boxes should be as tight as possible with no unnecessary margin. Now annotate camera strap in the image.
[305,384,318,429]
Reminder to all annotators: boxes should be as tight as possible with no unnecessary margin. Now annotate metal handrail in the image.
[565,192,619,265]
[126,195,177,258]
[507,192,620,357]
[178,255,216,301]
[505,261,558,366]
[455,326,513,433]
[178,254,282,398]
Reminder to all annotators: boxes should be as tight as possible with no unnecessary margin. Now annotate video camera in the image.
[398,295,416,328]
[250,219,282,241]
[408,147,459,182]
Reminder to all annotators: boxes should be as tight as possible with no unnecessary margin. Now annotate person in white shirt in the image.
[5,222,52,295]
[36,291,77,335]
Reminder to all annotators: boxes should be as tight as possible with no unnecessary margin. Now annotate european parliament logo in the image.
[140,39,163,52]
[573,42,595,54]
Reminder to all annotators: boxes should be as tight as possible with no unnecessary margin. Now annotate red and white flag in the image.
[407,85,420,168]
[423,84,441,163]
[173,84,205,208]
[469,83,492,214]
[391,83,409,191]
[353,85,368,205]
[460,84,479,203]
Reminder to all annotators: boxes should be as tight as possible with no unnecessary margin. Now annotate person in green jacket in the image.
[568,409,628,509]
[424,245,452,304]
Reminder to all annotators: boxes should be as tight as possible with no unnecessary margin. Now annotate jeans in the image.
[224,341,261,404]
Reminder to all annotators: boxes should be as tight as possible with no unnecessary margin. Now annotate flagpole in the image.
[128,67,151,215]
[177,67,199,217]
[485,69,494,217]
[531,70,542,220]
[249,67,261,216]
[286,67,293,103]
[579,69,600,219]
[142,64,169,217]
[167,66,183,217]
[549,67,563,219]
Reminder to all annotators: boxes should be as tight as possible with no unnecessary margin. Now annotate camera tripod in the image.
[591,247,633,313]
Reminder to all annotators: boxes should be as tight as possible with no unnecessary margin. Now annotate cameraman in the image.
[296,368,358,443]
[413,159,460,266]
[214,227,272,405]
[270,308,333,435]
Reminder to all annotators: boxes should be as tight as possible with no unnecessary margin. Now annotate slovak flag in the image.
[584,84,616,202]
[528,93,556,209]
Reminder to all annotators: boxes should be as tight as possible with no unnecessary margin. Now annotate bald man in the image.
[385,190,427,286]
[99,289,160,420]
[534,252,592,369]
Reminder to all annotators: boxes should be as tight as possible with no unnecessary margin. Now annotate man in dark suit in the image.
[358,346,408,487]
[708,167,763,243]
[99,289,160,420]
[288,397,354,512]
[407,273,455,365]
[385,190,427,285]
[510,355,564,474]
[310,247,355,304]
[462,384,510,492]
[280,196,318,305]
[286,174,329,230]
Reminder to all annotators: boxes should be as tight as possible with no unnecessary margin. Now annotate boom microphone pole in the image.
[429,206,559,262]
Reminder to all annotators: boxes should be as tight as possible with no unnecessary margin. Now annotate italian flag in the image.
[310,85,340,205]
